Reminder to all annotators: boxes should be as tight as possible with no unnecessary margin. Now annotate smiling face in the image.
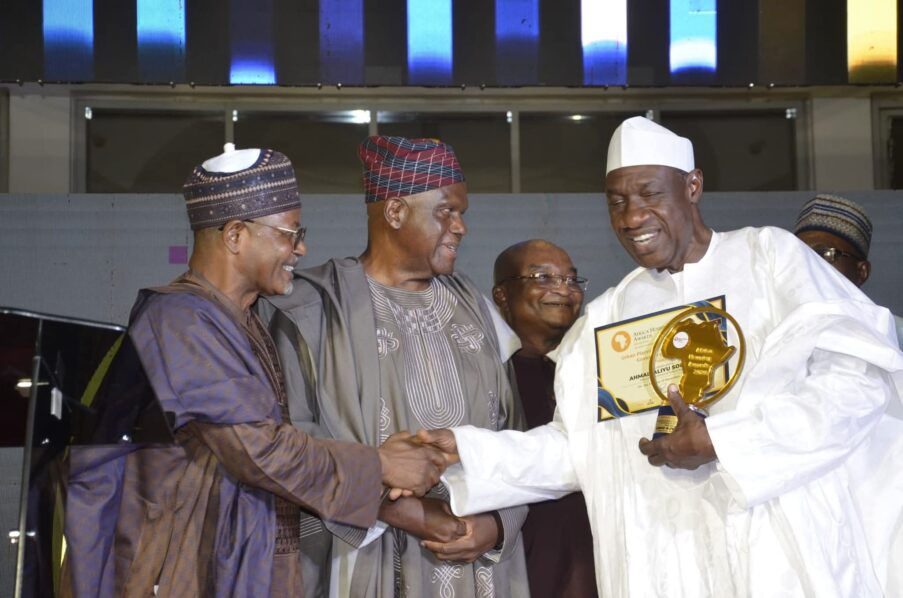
[397,182,468,277]
[240,208,306,296]
[605,164,710,273]
[494,242,583,343]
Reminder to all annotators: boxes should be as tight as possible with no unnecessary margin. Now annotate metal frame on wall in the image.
[872,93,903,188]
[69,86,812,194]
[0,89,8,193]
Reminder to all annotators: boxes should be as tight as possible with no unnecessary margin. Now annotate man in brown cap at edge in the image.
[63,145,446,597]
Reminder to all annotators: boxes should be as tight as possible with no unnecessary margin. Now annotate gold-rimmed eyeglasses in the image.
[244,219,307,249]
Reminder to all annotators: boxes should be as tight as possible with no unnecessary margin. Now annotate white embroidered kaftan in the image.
[443,227,903,598]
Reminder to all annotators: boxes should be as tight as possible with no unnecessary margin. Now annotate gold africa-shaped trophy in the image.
[648,306,746,438]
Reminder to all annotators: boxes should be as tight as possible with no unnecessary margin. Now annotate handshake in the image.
[376,429,501,563]
[376,429,460,499]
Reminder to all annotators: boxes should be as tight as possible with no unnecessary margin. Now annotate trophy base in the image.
[652,404,709,439]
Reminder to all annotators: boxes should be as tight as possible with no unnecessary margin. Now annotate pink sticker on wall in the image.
[168,245,188,264]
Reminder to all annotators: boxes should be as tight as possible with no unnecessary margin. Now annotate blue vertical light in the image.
[495,0,539,84]
[43,0,94,80]
[137,0,186,82]
[581,0,627,85]
[670,0,717,74]
[230,0,276,84]
[320,0,364,84]
[407,0,453,84]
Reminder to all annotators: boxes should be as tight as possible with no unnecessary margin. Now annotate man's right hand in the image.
[378,432,446,496]
[416,428,459,464]
[379,497,467,543]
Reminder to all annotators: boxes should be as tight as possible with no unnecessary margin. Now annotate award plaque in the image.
[595,297,729,422]
[648,305,746,438]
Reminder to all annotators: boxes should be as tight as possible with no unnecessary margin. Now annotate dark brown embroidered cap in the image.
[182,148,301,231]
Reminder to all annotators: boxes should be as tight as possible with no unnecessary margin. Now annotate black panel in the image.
[0,0,43,82]
[538,0,582,86]
[806,0,847,85]
[759,0,806,85]
[364,0,407,85]
[454,0,495,86]
[94,0,138,83]
[627,0,669,86]
[186,0,231,85]
[274,0,320,85]
[718,0,758,86]
[898,0,903,83]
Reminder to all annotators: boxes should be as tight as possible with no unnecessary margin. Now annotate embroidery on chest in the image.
[376,327,400,359]
[378,396,391,442]
[431,564,463,598]
[449,323,484,354]
[487,390,499,429]
[475,566,495,598]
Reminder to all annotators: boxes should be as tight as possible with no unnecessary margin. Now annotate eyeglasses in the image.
[815,247,861,264]
[244,219,307,249]
[501,273,588,292]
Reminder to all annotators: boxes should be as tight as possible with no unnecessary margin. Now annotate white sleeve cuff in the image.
[358,520,389,548]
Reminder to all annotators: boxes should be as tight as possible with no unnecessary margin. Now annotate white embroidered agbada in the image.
[443,226,903,598]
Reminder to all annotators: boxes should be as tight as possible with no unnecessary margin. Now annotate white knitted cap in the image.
[606,117,695,175]
[202,143,261,173]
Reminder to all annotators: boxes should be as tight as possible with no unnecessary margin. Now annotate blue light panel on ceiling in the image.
[137,0,185,81]
[496,0,539,84]
[230,0,276,85]
[670,0,717,73]
[581,0,627,85]
[320,0,364,84]
[43,0,94,80]
[407,0,453,84]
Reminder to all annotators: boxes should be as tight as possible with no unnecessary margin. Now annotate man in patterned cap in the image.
[261,136,529,598]
[423,116,903,597]
[794,193,873,287]
[794,193,902,348]
[63,145,447,597]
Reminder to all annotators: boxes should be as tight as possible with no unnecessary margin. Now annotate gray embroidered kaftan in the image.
[261,257,529,598]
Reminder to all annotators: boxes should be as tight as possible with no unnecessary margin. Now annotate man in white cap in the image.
[421,117,903,597]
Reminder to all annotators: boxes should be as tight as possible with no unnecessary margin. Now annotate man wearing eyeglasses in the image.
[794,194,903,349]
[261,137,529,598]
[490,239,597,598]
[422,117,903,597]
[64,146,447,597]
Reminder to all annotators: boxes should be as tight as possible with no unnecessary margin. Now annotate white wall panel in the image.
[8,93,71,193]
[0,192,900,325]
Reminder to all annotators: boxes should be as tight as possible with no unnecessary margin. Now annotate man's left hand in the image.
[638,384,717,470]
[420,512,500,563]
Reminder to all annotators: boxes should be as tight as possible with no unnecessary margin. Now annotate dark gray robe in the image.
[261,258,530,598]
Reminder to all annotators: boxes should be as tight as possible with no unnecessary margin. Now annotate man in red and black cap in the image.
[262,137,529,598]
